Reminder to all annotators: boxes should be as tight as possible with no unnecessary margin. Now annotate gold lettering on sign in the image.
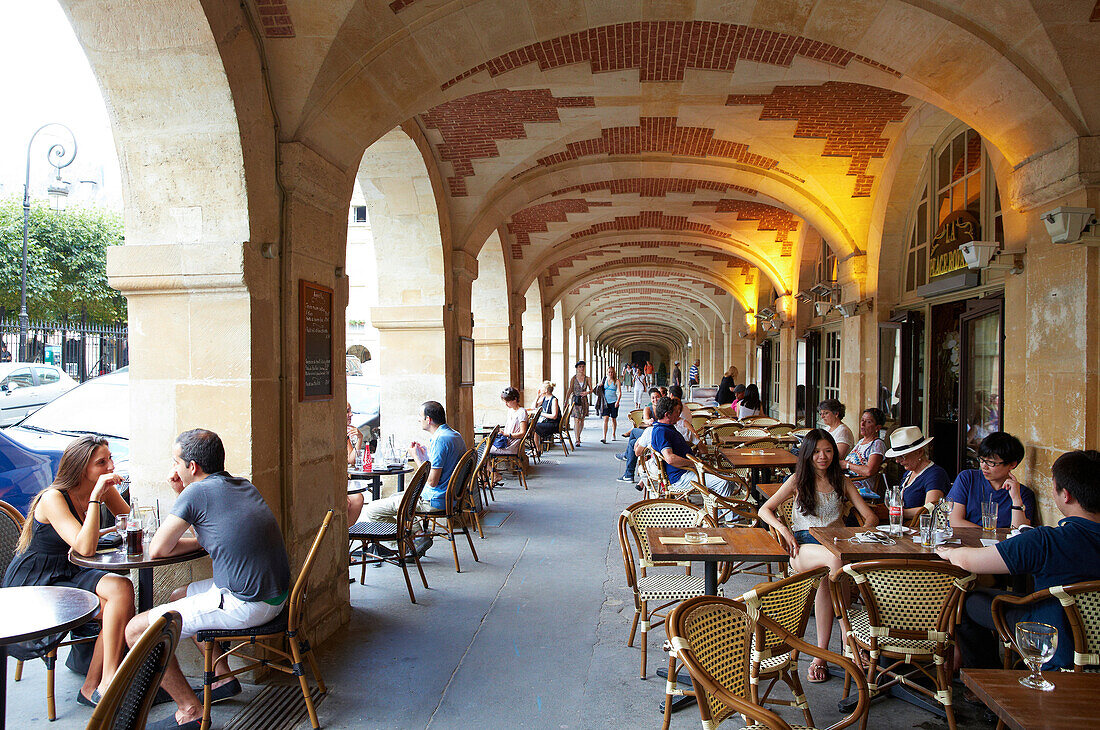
[929,210,980,280]
[930,249,966,278]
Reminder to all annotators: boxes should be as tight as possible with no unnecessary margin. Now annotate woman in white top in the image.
[759,429,877,684]
[490,387,527,456]
[817,398,854,459]
[737,383,763,419]
[840,407,887,498]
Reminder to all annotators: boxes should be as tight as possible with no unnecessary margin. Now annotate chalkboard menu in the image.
[299,280,334,402]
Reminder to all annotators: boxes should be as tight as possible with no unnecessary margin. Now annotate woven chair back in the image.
[789,427,812,439]
[473,427,498,479]
[397,462,432,541]
[741,437,779,450]
[735,428,770,438]
[628,409,645,428]
[444,449,477,514]
[683,402,706,412]
[704,424,740,448]
[0,500,24,578]
[767,424,794,436]
[742,568,826,655]
[86,611,182,730]
[690,414,710,432]
[743,416,779,427]
[673,597,754,724]
[640,448,670,492]
[621,498,708,567]
[1066,584,1100,666]
[715,405,736,419]
[288,510,335,631]
[518,411,537,450]
[845,560,973,640]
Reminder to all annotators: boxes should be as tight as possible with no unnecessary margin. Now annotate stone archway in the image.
[472,230,514,425]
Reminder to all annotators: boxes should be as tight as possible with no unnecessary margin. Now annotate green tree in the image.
[0,196,126,323]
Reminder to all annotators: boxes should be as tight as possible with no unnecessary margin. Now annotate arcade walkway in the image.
[13,418,993,729]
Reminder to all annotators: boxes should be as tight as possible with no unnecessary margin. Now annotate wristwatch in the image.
[1010,505,1024,511]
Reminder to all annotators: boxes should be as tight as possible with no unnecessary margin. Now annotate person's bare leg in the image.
[602,416,609,441]
[189,637,232,688]
[95,574,135,692]
[574,417,583,444]
[79,633,105,699]
[126,586,202,723]
[347,493,364,525]
[610,417,617,440]
[792,545,839,681]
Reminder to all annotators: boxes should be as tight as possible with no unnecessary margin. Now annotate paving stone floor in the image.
[10,416,998,729]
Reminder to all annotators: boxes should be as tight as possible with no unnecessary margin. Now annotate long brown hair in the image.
[16,435,109,553]
[793,429,846,516]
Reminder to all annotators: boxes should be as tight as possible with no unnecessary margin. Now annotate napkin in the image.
[659,536,727,545]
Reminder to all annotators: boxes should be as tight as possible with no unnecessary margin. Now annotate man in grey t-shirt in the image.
[125,429,290,730]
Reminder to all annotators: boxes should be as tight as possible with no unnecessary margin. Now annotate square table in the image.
[645,526,789,595]
[717,446,797,485]
[961,668,1100,730]
[809,526,1009,563]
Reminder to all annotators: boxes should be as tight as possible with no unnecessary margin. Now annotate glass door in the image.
[958,298,1004,471]
[804,331,820,427]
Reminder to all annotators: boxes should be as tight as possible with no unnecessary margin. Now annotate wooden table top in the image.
[0,586,99,645]
[757,483,785,499]
[718,447,798,468]
[348,465,412,477]
[646,527,789,564]
[70,545,208,571]
[717,435,799,446]
[961,668,1100,730]
[809,526,1009,562]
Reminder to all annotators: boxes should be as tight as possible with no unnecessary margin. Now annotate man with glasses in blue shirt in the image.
[948,432,1036,529]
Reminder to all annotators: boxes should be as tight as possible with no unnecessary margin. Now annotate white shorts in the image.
[148,578,287,639]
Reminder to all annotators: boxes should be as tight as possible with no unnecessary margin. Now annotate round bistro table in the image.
[69,545,208,613]
[0,585,99,729]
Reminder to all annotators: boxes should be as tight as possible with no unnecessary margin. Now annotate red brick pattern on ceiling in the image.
[255,0,295,37]
[568,210,733,240]
[507,199,612,259]
[550,177,758,198]
[532,118,803,182]
[440,21,899,90]
[420,89,594,196]
[692,199,799,243]
[547,256,730,287]
[726,82,908,197]
[571,274,721,296]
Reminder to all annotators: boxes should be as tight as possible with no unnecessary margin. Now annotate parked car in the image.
[0,429,55,515]
[4,368,130,480]
[346,375,381,450]
[0,362,78,426]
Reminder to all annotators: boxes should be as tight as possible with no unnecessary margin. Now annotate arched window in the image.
[903,127,1003,294]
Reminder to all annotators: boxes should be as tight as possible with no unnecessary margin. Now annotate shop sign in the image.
[929,211,980,279]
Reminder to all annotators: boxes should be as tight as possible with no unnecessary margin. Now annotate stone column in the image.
[550,305,564,389]
[447,250,478,444]
[778,324,798,423]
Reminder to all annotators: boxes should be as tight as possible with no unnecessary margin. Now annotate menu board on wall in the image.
[299,280,334,402]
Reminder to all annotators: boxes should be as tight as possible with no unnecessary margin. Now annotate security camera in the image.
[959,241,998,270]
[1042,207,1097,245]
[813,301,832,317]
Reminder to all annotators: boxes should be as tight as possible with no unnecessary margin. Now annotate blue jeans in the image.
[622,428,644,478]
[793,530,820,546]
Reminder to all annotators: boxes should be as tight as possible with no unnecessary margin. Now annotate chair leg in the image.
[398,551,417,604]
[661,651,677,730]
[288,635,321,729]
[412,547,429,589]
[639,601,649,678]
[784,666,814,726]
[45,650,56,721]
[301,634,326,695]
[936,656,957,730]
[462,523,479,562]
[518,464,528,490]
[627,607,640,647]
[13,659,22,681]
[200,641,215,730]
[447,521,461,573]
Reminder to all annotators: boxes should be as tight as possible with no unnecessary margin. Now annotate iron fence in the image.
[0,309,127,382]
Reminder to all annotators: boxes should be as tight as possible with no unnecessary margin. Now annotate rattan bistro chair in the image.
[685,456,757,526]
[832,560,975,730]
[472,427,500,505]
[662,568,828,730]
[488,413,535,490]
[668,595,869,730]
[628,408,646,428]
[349,462,431,603]
[556,396,575,452]
[2,499,99,721]
[416,448,480,572]
[86,611,182,730]
[618,498,724,678]
[991,579,1100,672]
[195,510,334,730]
[640,447,673,499]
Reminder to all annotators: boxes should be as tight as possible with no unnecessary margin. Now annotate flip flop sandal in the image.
[806,660,830,683]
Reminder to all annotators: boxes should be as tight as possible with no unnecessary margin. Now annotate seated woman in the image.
[948,431,1036,529]
[884,426,949,519]
[817,398,854,459]
[840,407,887,498]
[346,402,364,524]
[2,435,135,706]
[736,383,762,419]
[759,429,878,683]
[490,386,528,457]
[531,380,561,453]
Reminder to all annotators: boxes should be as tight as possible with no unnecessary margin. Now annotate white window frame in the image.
[822,328,841,403]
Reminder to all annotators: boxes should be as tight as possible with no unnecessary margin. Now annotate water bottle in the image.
[887,486,903,534]
[938,498,953,540]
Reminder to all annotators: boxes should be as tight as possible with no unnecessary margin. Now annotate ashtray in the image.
[684,531,708,544]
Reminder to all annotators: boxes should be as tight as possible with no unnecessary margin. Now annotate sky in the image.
[0,0,122,209]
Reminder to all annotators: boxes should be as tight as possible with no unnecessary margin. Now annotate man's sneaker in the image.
[614,453,628,462]
[616,475,634,482]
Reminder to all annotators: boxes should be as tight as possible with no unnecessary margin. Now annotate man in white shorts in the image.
[125,429,291,730]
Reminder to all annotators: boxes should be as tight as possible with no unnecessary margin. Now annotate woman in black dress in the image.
[716,365,738,405]
[3,435,135,706]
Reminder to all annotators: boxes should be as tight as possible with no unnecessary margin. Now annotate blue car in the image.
[0,429,56,515]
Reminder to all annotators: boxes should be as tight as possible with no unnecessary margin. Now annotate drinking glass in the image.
[920,513,935,548]
[114,514,128,551]
[1015,622,1057,691]
[981,498,998,533]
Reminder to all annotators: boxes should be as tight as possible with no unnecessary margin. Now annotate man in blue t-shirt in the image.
[939,449,1100,670]
[650,397,733,497]
[948,431,1036,529]
[361,401,466,549]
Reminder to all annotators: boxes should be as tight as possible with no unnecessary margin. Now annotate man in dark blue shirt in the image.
[939,449,1100,670]
[649,397,733,497]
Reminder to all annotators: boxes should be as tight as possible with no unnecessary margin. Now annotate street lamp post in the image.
[20,124,77,362]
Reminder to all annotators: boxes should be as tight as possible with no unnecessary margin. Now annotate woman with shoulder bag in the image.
[599,366,622,443]
[569,361,592,446]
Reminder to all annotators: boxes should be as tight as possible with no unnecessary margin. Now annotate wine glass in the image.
[114,514,128,552]
[1015,621,1057,690]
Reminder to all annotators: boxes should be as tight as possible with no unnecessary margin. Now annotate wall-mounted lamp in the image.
[809,282,840,300]
[1041,207,1099,246]
[794,289,815,303]
[959,241,1025,275]
[744,311,755,327]
[738,329,753,339]
[813,301,832,317]
[834,299,874,318]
